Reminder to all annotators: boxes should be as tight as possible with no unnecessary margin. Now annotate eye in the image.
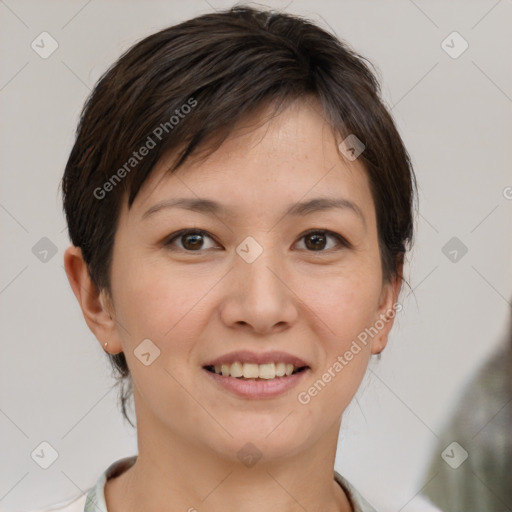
[295,230,349,252]
[164,229,219,251]
[163,228,349,253]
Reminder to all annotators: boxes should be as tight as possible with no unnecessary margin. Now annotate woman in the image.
[56,5,415,511]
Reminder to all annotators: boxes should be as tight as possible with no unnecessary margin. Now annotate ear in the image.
[370,263,403,355]
[63,245,123,354]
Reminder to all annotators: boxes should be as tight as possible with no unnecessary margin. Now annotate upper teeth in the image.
[213,362,298,379]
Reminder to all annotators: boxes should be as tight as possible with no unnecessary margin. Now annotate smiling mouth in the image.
[203,362,309,380]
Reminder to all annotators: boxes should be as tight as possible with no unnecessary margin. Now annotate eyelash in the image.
[163,228,350,253]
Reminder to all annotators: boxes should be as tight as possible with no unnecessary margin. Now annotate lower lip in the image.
[203,368,309,399]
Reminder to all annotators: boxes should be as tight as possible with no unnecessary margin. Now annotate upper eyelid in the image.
[165,229,218,246]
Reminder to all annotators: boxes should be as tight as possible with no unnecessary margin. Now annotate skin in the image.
[64,97,402,512]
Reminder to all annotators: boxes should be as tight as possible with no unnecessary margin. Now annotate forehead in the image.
[124,98,375,226]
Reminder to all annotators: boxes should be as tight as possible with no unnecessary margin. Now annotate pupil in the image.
[306,233,326,250]
[184,234,203,250]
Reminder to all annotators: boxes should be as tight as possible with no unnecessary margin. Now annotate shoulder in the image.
[26,493,87,512]
[27,456,137,512]
[334,471,377,512]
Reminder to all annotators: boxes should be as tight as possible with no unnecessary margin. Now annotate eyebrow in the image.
[142,197,366,226]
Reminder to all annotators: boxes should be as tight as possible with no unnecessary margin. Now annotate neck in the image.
[105,399,352,512]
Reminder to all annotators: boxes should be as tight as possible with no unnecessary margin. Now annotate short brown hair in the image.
[62,6,417,426]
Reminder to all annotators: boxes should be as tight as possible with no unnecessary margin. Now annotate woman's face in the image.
[105,98,400,462]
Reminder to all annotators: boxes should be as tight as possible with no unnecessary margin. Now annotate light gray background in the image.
[1,1,511,511]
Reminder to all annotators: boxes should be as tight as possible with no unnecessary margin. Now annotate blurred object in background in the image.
[421,309,512,511]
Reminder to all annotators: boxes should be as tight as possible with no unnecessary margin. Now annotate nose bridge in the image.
[221,234,298,332]
[236,234,287,298]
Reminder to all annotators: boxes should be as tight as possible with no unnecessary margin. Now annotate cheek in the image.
[112,254,216,344]
[295,270,378,417]
[300,262,383,344]
[111,259,212,418]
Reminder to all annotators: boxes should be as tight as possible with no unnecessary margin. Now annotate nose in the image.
[219,243,300,335]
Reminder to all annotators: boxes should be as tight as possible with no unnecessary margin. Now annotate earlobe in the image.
[63,245,123,353]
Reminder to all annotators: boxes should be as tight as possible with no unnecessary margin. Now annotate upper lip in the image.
[203,350,310,368]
